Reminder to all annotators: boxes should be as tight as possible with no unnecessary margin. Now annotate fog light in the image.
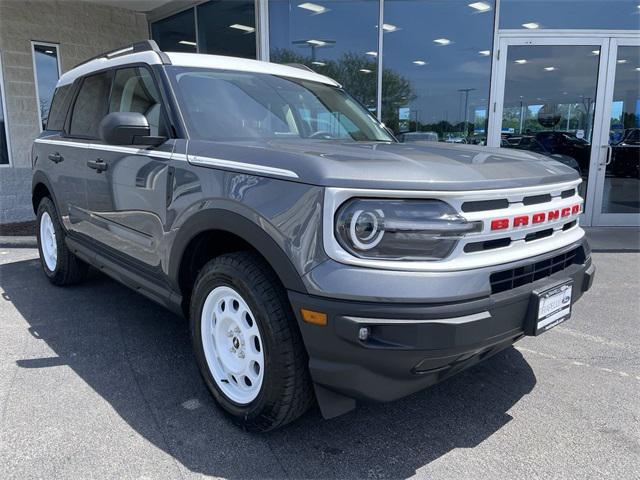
[358,327,370,341]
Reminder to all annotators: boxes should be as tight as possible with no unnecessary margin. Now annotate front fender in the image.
[167,208,308,294]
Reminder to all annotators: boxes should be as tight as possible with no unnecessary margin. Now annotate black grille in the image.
[490,247,583,294]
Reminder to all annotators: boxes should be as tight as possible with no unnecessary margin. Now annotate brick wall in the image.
[0,0,149,223]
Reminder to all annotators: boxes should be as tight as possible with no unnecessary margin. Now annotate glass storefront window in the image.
[269,0,380,113]
[382,0,494,143]
[151,8,197,53]
[500,0,640,31]
[197,1,256,58]
[32,43,60,131]
[602,46,640,214]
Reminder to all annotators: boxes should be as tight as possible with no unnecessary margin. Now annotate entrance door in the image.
[490,35,639,226]
[591,38,640,226]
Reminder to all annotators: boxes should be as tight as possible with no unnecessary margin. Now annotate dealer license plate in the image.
[534,281,573,335]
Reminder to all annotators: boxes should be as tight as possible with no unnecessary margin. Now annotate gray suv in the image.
[32,41,595,431]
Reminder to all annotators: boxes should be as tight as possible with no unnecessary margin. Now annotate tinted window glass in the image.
[381,0,494,143]
[500,0,640,30]
[70,72,111,138]
[152,8,197,53]
[47,85,72,131]
[168,66,393,142]
[109,67,165,136]
[269,0,380,114]
[33,44,60,130]
[197,0,256,58]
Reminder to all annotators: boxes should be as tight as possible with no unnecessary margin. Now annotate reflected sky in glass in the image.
[382,0,494,140]
[500,0,640,30]
[33,44,60,128]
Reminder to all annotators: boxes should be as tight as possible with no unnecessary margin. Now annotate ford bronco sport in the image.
[32,41,595,431]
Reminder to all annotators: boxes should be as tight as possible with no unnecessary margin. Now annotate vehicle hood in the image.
[185,139,580,191]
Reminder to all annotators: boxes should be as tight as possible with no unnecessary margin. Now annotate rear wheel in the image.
[36,197,88,286]
[190,251,313,431]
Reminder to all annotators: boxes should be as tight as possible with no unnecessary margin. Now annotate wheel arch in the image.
[31,171,58,214]
[169,209,308,305]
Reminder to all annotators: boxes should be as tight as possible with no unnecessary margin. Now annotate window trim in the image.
[31,41,62,133]
[0,49,12,167]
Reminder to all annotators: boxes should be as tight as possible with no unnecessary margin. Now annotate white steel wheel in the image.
[39,211,57,271]
[200,285,265,405]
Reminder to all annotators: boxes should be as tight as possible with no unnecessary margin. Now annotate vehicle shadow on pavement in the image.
[1,258,537,479]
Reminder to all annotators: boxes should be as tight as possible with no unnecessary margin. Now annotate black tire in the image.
[190,251,313,431]
[36,196,88,286]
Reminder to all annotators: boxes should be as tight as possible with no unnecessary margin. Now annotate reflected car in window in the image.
[610,128,640,179]
[502,135,582,176]
[398,131,439,143]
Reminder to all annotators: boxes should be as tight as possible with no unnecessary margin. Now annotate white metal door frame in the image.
[487,34,611,225]
[590,36,640,226]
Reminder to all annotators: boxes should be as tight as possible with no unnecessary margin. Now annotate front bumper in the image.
[289,242,595,418]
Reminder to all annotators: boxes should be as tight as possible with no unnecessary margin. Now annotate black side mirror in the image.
[99,112,166,147]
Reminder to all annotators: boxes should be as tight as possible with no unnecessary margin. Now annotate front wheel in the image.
[190,252,313,431]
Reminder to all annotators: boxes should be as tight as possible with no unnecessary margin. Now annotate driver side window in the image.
[109,67,166,137]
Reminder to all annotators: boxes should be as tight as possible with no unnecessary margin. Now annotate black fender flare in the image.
[168,208,307,294]
[31,171,60,214]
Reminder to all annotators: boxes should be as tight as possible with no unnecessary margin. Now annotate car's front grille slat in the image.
[489,247,582,294]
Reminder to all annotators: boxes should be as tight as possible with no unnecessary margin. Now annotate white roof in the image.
[57,50,340,88]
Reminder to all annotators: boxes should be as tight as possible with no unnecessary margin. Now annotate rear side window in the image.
[46,85,72,131]
[69,72,111,138]
[109,67,165,136]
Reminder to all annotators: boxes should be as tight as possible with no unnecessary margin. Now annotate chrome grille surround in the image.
[322,179,584,272]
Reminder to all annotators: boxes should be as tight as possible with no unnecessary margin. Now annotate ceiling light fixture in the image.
[433,38,451,45]
[617,59,627,64]
[359,69,372,74]
[522,22,539,29]
[592,50,600,55]
[311,61,326,66]
[297,2,328,14]
[45,50,54,54]
[514,59,527,64]
[306,39,327,46]
[413,60,426,65]
[366,51,378,56]
[229,24,255,33]
[478,50,491,56]
[468,2,491,12]
[544,66,556,71]
[178,40,197,46]
[382,23,398,32]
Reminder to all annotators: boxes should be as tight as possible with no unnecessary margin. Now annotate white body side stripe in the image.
[34,138,299,179]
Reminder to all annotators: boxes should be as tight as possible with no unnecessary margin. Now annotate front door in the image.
[489,35,639,227]
[590,38,640,226]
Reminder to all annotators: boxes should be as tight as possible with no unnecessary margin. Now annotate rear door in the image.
[82,65,175,271]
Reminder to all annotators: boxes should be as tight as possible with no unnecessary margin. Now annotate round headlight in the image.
[349,209,385,250]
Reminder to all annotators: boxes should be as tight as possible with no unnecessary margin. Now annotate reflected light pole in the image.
[458,88,476,135]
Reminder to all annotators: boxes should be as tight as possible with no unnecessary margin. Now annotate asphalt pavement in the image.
[0,247,638,479]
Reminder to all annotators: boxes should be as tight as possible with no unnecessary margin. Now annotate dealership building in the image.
[0,0,638,227]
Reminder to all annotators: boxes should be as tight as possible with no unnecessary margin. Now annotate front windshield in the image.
[167,66,394,142]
